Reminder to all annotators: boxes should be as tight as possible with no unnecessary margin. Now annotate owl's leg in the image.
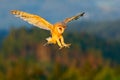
[57,38,63,49]
[59,36,71,48]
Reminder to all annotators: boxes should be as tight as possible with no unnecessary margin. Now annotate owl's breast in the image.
[51,29,61,37]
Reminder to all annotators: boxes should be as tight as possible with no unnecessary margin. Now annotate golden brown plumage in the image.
[10,10,84,49]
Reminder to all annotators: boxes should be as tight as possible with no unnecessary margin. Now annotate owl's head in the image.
[54,22,66,34]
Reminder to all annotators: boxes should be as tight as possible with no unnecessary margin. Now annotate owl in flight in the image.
[11,10,85,49]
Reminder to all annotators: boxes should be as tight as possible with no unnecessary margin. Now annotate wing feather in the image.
[63,12,85,24]
[11,10,53,30]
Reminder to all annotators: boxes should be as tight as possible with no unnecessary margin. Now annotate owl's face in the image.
[57,26,65,34]
[54,22,66,34]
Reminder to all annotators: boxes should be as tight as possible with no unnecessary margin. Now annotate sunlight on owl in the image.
[10,10,85,49]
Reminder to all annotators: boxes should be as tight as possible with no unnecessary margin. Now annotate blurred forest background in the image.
[0,22,120,80]
[0,0,120,80]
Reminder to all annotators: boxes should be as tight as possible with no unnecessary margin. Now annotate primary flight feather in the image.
[11,10,84,49]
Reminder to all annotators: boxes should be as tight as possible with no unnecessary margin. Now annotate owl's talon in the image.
[43,43,48,46]
[63,44,71,48]
[59,47,63,50]
[59,44,71,49]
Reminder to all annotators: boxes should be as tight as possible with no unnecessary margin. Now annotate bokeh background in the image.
[0,0,120,80]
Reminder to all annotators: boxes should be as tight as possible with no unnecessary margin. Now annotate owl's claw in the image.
[59,44,71,49]
[43,43,48,46]
[59,47,64,50]
[63,44,71,48]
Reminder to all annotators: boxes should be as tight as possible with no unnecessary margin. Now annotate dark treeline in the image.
[0,26,120,80]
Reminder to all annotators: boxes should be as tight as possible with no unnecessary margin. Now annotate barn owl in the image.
[10,10,84,49]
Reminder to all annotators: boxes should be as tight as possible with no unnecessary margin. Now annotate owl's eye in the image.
[59,28,62,31]
[57,27,64,33]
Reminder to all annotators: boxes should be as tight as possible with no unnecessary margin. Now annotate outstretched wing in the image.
[11,10,53,30]
[63,12,85,24]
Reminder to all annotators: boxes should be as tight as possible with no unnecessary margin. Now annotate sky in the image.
[0,0,120,29]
